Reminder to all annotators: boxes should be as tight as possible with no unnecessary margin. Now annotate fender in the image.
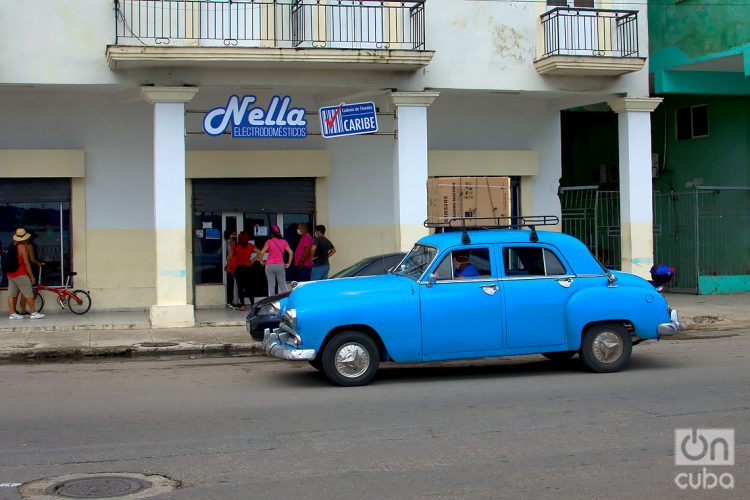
[565,284,671,348]
[289,275,423,362]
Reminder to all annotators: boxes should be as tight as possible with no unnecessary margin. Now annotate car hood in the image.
[288,274,415,305]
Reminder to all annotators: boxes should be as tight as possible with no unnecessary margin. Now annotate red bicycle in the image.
[24,268,92,315]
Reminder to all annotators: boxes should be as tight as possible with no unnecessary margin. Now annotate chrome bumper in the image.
[658,309,682,336]
[262,327,316,361]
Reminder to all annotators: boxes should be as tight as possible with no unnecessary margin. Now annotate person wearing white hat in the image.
[6,228,45,320]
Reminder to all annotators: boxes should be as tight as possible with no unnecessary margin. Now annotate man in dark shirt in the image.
[310,225,336,281]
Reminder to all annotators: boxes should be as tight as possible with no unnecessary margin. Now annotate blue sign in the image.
[203,95,307,139]
[319,101,378,139]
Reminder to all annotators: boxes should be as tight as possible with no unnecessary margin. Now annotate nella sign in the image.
[203,95,307,138]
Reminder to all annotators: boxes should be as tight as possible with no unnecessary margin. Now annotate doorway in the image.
[191,178,315,305]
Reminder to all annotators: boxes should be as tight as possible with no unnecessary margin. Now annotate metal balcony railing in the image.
[540,7,639,58]
[114,0,426,50]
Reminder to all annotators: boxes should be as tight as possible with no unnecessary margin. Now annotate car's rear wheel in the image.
[308,358,323,371]
[321,332,379,387]
[541,350,576,361]
[580,323,632,373]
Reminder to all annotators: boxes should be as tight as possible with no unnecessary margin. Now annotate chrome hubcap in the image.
[335,343,370,378]
[593,331,623,363]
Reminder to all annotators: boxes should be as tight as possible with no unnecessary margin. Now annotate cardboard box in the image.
[427,176,512,227]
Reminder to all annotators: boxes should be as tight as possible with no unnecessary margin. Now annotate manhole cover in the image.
[46,476,150,498]
[20,473,178,499]
[138,342,179,348]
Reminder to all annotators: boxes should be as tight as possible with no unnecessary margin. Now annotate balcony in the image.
[534,8,645,77]
[107,0,433,71]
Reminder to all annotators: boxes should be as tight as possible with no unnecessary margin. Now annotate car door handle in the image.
[481,284,499,296]
[556,278,573,288]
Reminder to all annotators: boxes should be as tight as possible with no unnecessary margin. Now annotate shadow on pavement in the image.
[263,353,685,388]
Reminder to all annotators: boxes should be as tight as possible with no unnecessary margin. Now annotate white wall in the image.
[0,90,154,229]
[0,0,648,97]
[0,0,118,84]
[414,0,649,96]
[427,93,562,216]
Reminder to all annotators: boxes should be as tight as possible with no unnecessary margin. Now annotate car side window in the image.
[503,247,567,277]
[434,248,492,281]
[543,249,567,275]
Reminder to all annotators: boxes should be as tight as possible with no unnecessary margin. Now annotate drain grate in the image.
[46,476,150,498]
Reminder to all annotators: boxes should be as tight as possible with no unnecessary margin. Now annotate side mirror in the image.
[607,272,617,286]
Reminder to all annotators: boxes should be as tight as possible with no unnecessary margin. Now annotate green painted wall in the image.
[651,95,750,192]
[649,0,750,65]
[699,276,750,294]
[649,0,750,94]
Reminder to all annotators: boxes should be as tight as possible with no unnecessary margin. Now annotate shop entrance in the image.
[192,178,315,306]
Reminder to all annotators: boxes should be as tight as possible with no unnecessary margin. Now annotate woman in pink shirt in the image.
[294,223,314,282]
[252,225,293,296]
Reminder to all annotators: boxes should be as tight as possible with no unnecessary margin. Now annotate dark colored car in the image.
[246,252,406,340]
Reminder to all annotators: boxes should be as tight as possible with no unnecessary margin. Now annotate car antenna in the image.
[529,225,538,242]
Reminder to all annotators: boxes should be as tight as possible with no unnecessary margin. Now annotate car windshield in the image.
[392,244,437,280]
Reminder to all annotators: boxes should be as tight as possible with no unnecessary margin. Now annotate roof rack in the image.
[424,215,560,244]
[424,215,559,230]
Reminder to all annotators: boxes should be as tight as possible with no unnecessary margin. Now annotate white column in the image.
[391,91,439,252]
[141,86,199,328]
[608,97,663,279]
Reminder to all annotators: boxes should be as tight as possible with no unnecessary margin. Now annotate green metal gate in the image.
[561,186,750,294]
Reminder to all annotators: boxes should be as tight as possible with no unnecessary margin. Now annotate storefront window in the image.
[1,201,71,288]
[192,211,223,285]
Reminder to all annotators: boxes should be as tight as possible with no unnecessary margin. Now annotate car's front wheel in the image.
[580,323,632,373]
[321,332,379,387]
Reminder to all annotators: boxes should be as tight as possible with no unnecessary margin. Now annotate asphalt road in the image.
[0,330,748,499]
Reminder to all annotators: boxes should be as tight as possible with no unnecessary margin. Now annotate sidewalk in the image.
[0,293,748,360]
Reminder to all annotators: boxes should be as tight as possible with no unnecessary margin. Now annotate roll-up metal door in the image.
[0,179,71,202]
[192,178,315,213]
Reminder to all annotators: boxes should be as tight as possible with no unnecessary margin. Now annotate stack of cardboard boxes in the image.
[427,176,512,227]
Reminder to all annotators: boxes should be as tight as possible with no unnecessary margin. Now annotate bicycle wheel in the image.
[17,292,44,314]
[34,292,44,313]
[67,290,91,314]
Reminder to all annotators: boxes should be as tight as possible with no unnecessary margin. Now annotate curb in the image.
[0,342,264,361]
[0,321,245,335]
[1,321,747,362]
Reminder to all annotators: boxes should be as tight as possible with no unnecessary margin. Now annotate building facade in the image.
[649,0,750,293]
[1,0,659,326]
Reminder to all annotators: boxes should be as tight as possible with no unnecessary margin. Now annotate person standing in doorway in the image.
[252,225,293,296]
[224,230,240,309]
[310,225,336,281]
[231,231,256,310]
[294,223,314,282]
[6,228,45,319]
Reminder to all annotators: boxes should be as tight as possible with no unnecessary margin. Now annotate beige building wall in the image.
[1,149,542,310]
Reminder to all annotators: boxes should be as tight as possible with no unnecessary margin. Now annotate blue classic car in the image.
[262,222,681,386]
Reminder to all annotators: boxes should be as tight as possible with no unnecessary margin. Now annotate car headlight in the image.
[283,308,297,328]
[258,300,281,317]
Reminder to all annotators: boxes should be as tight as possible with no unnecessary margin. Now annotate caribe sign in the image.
[203,95,308,138]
